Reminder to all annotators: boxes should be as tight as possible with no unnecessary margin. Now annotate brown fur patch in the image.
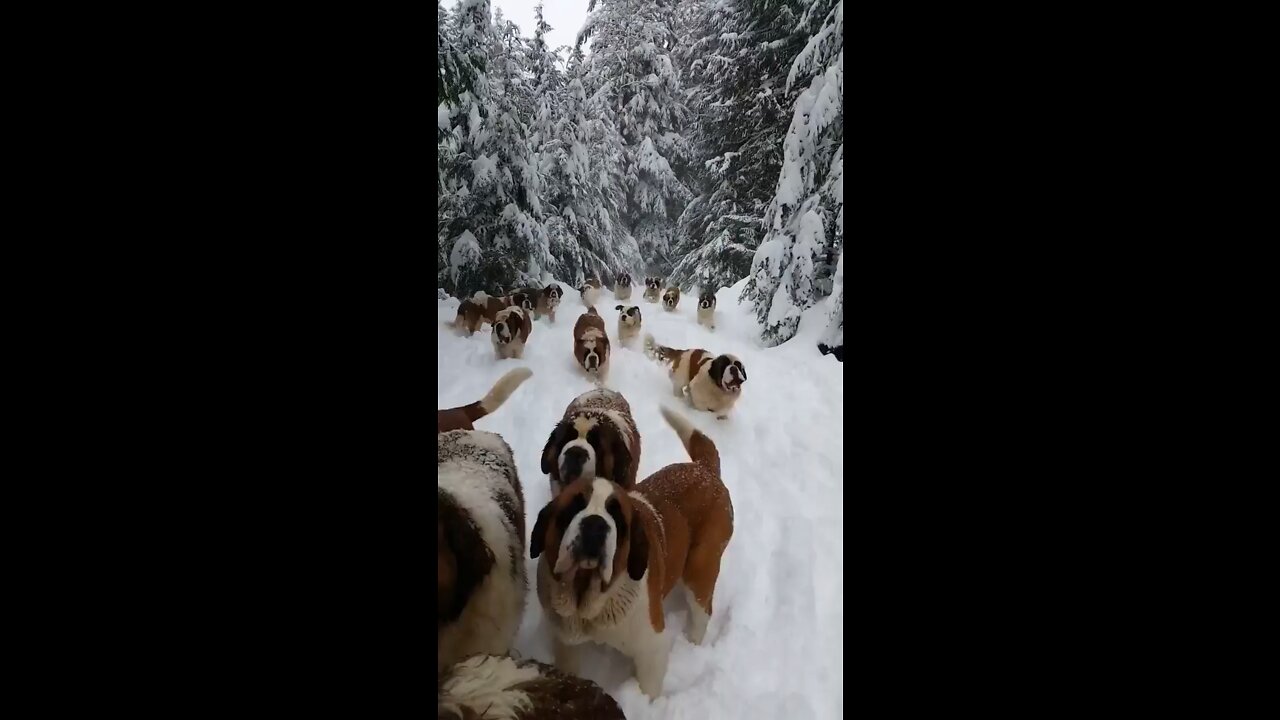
[438,492,496,628]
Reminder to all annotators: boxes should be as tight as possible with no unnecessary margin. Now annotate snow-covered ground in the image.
[438,278,844,720]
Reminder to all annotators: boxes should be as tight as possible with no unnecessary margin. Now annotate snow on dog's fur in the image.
[437,654,625,720]
[438,430,527,669]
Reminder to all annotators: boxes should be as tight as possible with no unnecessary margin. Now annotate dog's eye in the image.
[557,494,587,530]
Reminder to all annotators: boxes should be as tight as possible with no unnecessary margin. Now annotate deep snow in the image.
[438,278,843,720]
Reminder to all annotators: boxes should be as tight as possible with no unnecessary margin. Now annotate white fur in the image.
[542,558,672,698]
[438,432,527,668]
[683,583,710,645]
[439,654,540,720]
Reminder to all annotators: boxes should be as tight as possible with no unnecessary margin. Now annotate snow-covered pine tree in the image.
[437,0,551,296]
[577,0,693,278]
[742,0,843,349]
[670,0,807,294]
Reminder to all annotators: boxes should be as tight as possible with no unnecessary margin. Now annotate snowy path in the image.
[438,279,844,719]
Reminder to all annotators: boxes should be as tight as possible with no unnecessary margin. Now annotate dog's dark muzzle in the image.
[560,446,589,484]
[577,515,609,558]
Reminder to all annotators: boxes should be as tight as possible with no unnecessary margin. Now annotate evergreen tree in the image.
[742,0,843,348]
[438,0,550,295]
[577,0,693,277]
[670,0,807,294]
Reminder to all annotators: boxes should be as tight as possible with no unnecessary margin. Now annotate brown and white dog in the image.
[661,287,681,312]
[642,277,663,303]
[530,406,733,698]
[613,272,633,301]
[697,290,717,331]
[438,430,527,669]
[514,284,564,323]
[540,387,641,495]
[644,334,747,419]
[438,367,532,433]
[491,306,533,360]
[615,304,642,347]
[579,278,602,309]
[450,296,488,336]
[438,655,625,720]
[572,308,610,382]
[450,290,536,336]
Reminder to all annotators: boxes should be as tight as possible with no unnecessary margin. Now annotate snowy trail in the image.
[438,279,843,719]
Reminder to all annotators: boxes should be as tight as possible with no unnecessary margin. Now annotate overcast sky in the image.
[492,0,590,56]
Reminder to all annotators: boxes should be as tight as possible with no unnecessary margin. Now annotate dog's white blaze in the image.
[555,478,618,584]
[439,654,540,720]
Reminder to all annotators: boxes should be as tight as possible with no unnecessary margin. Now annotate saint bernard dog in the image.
[514,284,564,323]
[438,367,532,433]
[642,277,663,303]
[644,334,747,419]
[613,272,633,301]
[450,295,487,336]
[438,654,625,720]
[615,304,642,347]
[579,278,602,309]
[540,387,641,495]
[661,286,681,312]
[697,289,717,331]
[438,430,527,669]
[449,290,536,336]
[572,308,610,382]
[530,406,733,698]
[491,306,533,360]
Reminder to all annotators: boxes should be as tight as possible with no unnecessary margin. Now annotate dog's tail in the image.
[660,405,720,476]
[448,367,533,424]
[644,334,682,366]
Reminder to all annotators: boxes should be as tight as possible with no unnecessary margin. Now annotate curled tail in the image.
[452,367,533,422]
[659,405,721,477]
[644,334,682,367]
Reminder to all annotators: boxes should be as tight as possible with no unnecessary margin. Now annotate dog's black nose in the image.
[578,515,609,556]
[561,446,589,482]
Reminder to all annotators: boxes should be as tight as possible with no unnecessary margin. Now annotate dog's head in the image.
[511,291,535,313]
[615,305,641,327]
[541,412,633,491]
[709,354,747,394]
[543,284,563,305]
[438,490,495,627]
[575,327,607,374]
[617,272,632,287]
[531,477,649,589]
[698,292,717,310]
[493,308,523,344]
[662,288,679,308]
[646,277,662,291]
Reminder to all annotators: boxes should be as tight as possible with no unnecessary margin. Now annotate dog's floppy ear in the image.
[530,502,554,559]
[541,421,572,474]
[709,355,731,386]
[627,517,649,580]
